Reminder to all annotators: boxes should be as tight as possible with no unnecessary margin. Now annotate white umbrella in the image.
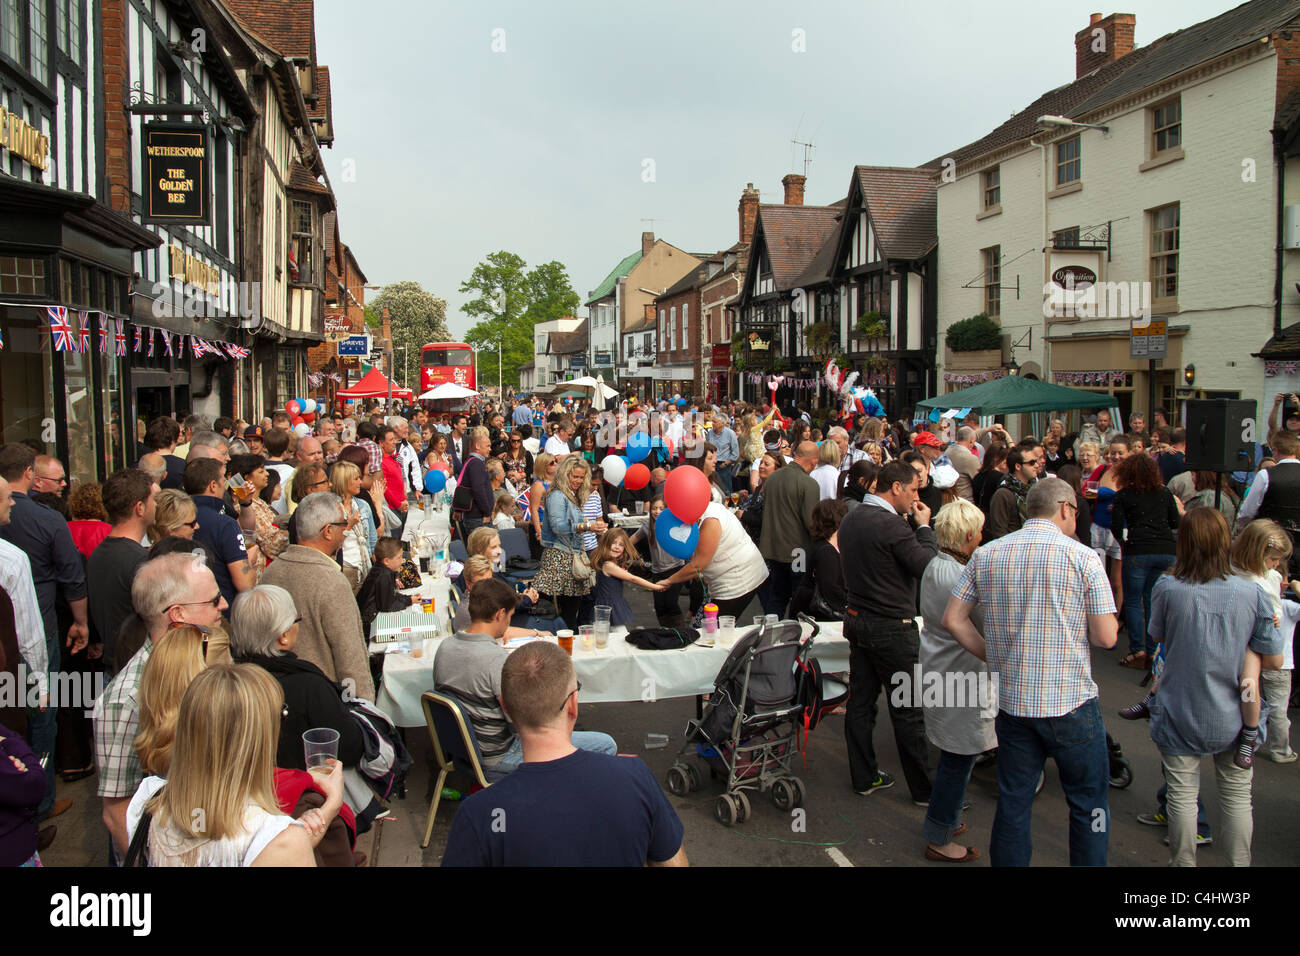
[563,376,619,401]
[419,382,478,401]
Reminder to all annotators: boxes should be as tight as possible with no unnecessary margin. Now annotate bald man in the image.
[297,437,324,466]
[758,440,819,616]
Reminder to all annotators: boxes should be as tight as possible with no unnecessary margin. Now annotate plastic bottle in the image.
[703,603,719,634]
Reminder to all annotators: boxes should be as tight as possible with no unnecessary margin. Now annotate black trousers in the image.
[843,612,933,801]
[650,568,704,625]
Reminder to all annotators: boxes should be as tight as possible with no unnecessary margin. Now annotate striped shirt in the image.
[582,492,603,551]
[432,631,515,762]
[952,519,1115,718]
[92,637,154,798]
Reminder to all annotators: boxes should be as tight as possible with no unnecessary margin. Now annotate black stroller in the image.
[666,617,829,826]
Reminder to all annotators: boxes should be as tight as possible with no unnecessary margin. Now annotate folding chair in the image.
[497,527,538,584]
[449,539,469,564]
[420,691,492,849]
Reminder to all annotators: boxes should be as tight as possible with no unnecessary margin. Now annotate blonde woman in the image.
[811,440,843,501]
[148,489,199,544]
[329,460,372,593]
[535,454,606,629]
[528,452,557,547]
[125,663,343,866]
[134,626,207,777]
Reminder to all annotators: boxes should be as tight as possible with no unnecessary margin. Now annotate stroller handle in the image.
[795,613,821,641]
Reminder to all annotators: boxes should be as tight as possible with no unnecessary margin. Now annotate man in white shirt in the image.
[388,416,423,502]
[0,476,48,711]
[545,418,575,458]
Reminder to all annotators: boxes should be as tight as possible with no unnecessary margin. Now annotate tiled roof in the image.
[790,227,842,289]
[855,166,937,261]
[585,250,642,305]
[308,66,331,120]
[662,265,710,298]
[288,160,329,195]
[753,205,842,291]
[519,360,536,371]
[1257,321,1300,358]
[927,0,1300,170]
[322,209,337,260]
[224,0,316,60]
[547,321,589,354]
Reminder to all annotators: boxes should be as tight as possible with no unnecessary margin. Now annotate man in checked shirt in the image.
[943,476,1118,866]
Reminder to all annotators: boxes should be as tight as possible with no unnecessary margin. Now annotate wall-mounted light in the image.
[1183,363,1196,386]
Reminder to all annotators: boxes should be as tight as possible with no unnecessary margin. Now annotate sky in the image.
[315,0,1242,340]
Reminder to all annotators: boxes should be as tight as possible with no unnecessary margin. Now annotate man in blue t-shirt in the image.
[183,457,256,615]
[441,640,687,867]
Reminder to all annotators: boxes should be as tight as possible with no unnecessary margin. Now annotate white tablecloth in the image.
[607,512,648,530]
[375,620,849,727]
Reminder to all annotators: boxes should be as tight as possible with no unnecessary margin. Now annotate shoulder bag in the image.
[451,459,475,517]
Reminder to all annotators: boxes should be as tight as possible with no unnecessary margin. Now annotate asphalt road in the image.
[40,581,1300,868]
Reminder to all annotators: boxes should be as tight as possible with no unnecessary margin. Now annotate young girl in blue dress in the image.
[585,528,665,628]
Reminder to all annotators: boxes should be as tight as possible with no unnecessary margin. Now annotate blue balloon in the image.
[626,431,652,464]
[424,469,447,494]
[676,398,687,407]
[654,510,699,561]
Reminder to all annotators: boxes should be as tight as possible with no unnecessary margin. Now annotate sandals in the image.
[925,844,979,863]
[1118,652,1149,670]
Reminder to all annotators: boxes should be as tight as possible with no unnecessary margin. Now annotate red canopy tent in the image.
[335,367,413,405]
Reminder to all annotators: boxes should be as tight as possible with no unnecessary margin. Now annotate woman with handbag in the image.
[793,499,849,619]
[534,455,607,629]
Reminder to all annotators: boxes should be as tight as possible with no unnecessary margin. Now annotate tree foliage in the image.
[459,252,580,388]
[945,312,1002,352]
[367,281,451,388]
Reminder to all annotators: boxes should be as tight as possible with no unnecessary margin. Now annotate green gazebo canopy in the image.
[916,374,1119,415]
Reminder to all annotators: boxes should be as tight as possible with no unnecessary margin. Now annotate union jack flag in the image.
[190,336,209,358]
[133,326,143,352]
[224,342,250,359]
[162,331,173,357]
[47,307,75,352]
[97,315,109,354]
[77,314,90,354]
[115,321,127,356]
[148,329,156,358]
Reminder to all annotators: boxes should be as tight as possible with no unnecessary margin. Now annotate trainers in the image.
[1137,810,1168,827]
[1163,832,1213,847]
[1118,699,1151,720]
[855,771,896,796]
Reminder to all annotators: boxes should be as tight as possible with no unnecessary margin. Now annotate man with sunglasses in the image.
[442,638,684,867]
[87,469,158,676]
[184,457,257,614]
[434,579,616,784]
[985,444,1041,541]
[94,552,227,858]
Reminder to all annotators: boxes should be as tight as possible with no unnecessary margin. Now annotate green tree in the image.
[459,252,580,389]
[367,281,450,389]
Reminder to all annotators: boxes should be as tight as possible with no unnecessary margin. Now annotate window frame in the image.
[1152,97,1181,156]
[983,246,1001,321]
[290,198,314,285]
[1055,136,1081,187]
[983,166,1000,210]
[1149,203,1180,308]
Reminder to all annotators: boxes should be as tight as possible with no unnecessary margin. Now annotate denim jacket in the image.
[542,488,586,553]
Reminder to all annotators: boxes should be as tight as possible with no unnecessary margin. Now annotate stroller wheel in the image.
[715,794,739,827]
[685,763,701,793]
[771,777,798,812]
[734,790,751,823]
[665,765,690,797]
[788,776,806,809]
[1109,758,1134,789]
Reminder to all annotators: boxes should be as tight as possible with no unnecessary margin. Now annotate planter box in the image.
[945,346,1003,371]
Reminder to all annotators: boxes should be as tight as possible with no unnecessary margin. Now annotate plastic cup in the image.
[557,629,574,656]
[579,625,595,650]
[718,615,736,646]
[303,728,339,777]
[635,501,646,515]
[594,605,612,627]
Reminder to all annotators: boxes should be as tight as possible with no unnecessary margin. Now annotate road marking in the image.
[825,847,854,867]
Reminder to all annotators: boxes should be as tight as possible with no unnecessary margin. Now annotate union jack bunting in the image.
[148,329,156,357]
[47,307,76,352]
[189,335,203,358]
[223,342,250,359]
[133,326,143,352]
[97,316,109,354]
[77,315,90,354]
[115,320,127,356]
[162,331,173,357]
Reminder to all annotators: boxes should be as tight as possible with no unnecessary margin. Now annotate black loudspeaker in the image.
[1185,399,1258,472]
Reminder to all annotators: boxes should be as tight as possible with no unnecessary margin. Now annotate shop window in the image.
[99,319,125,475]
[0,256,46,296]
[59,259,71,303]
[63,338,97,484]
[77,263,92,307]
[0,311,54,450]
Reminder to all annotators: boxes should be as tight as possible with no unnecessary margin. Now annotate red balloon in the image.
[286,400,301,416]
[291,416,304,426]
[300,412,316,423]
[433,461,452,475]
[624,463,651,491]
[664,465,710,524]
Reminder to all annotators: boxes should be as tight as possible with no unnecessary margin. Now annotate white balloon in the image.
[301,398,317,414]
[293,423,311,438]
[601,454,628,487]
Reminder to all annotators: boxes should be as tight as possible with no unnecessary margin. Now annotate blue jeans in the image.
[923,750,976,845]
[484,732,618,780]
[991,698,1110,866]
[1121,553,1175,656]
[26,633,59,818]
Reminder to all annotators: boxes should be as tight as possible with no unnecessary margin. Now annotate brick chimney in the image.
[642,231,655,257]
[739,182,760,243]
[1075,12,1136,78]
[781,173,806,206]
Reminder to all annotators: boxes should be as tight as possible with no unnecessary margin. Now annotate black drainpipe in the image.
[1276,137,1286,339]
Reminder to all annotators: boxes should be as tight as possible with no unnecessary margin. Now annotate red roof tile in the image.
[753,205,842,291]
[854,166,937,261]
[225,0,316,61]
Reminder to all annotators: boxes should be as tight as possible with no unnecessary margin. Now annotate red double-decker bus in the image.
[420,342,476,393]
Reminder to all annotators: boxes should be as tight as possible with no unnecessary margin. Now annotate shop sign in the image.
[142,122,210,224]
[0,105,49,171]
[745,329,772,352]
[324,310,354,341]
[1130,318,1167,360]
[337,334,370,356]
[167,245,221,296]
[711,344,731,368]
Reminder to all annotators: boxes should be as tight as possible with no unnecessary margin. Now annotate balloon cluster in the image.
[602,430,710,562]
[284,397,319,437]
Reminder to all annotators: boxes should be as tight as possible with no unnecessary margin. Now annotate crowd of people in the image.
[0,386,1296,868]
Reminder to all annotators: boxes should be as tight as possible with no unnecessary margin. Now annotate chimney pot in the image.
[781,173,807,206]
[738,183,760,244]
[642,231,655,257]
[1090,12,1102,24]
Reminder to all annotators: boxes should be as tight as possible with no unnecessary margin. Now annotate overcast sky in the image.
[316,0,1239,340]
